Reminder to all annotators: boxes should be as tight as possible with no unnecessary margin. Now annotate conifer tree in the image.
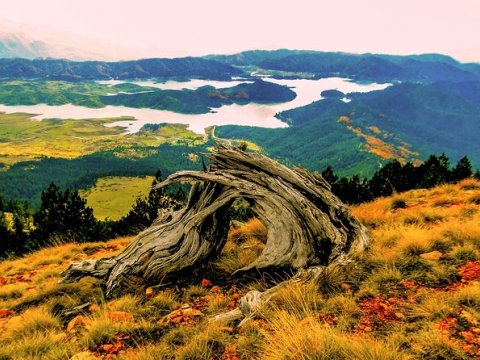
[451,156,473,181]
[34,182,101,245]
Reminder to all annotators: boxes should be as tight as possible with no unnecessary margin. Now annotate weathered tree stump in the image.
[61,146,368,321]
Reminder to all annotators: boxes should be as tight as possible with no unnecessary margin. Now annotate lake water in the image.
[98,78,253,90]
[0,77,390,134]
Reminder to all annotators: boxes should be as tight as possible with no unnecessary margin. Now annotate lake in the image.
[0,77,390,134]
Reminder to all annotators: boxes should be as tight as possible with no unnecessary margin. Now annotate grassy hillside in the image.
[79,176,154,221]
[0,179,479,359]
[0,112,205,168]
[217,81,480,175]
[217,99,385,177]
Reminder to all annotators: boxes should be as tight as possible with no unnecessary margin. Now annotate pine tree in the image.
[417,154,451,188]
[451,156,473,182]
[0,212,13,257]
[321,166,338,185]
[34,182,101,245]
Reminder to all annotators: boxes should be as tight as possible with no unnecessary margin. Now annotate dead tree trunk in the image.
[61,146,369,305]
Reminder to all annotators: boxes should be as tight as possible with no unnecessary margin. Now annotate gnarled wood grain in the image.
[61,146,368,302]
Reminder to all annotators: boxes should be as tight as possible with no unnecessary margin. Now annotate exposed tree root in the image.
[61,145,368,323]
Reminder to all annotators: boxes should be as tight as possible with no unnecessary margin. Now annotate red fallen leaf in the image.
[227,300,237,310]
[439,317,457,332]
[459,261,480,282]
[101,342,123,354]
[192,297,209,311]
[10,273,34,283]
[358,296,400,328]
[0,309,13,318]
[231,293,241,301]
[159,305,204,327]
[201,278,212,287]
[102,344,114,352]
[223,346,240,360]
[0,277,7,286]
[317,313,338,326]
[400,279,416,288]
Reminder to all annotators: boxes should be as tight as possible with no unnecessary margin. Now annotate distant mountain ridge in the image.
[0,49,479,83]
[0,48,478,179]
[207,50,480,83]
[0,57,242,81]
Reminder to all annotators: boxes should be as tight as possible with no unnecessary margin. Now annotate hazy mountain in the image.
[0,28,132,60]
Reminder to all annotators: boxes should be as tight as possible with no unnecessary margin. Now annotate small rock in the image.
[420,251,443,261]
[107,311,134,323]
[67,315,91,333]
[145,287,154,298]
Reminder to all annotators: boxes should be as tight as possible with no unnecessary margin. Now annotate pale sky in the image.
[1,0,479,62]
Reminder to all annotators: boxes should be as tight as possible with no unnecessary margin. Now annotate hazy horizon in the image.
[1,0,479,62]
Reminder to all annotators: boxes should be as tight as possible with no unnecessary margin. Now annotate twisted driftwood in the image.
[61,146,368,322]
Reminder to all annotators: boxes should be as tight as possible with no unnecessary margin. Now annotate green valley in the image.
[0,50,478,210]
[79,176,154,221]
[217,81,480,176]
[0,112,205,167]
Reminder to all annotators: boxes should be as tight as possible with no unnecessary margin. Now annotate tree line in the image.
[0,171,186,259]
[322,154,477,204]
[0,154,478,259]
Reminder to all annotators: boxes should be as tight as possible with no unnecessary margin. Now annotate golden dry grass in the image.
[214,218,267,274]
[352,178,480,264]
[0,179,478,359]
